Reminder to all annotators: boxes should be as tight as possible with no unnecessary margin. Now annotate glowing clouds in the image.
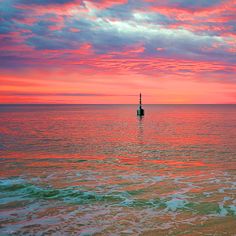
[0,0,236,103]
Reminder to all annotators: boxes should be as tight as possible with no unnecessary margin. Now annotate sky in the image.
[0,0,236,104]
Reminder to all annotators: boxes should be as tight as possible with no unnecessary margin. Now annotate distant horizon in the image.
[1,103,236,105]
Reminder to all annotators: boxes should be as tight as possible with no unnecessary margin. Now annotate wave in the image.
[1,177,235,216]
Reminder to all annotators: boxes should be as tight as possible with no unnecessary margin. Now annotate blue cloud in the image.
[0,0,236,69]
[170,0,222,8]
[19,0,78,5]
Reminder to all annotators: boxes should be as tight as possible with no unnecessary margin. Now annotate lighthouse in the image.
[137,93,144,116]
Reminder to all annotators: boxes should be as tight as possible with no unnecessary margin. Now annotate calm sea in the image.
[0,105,235,235]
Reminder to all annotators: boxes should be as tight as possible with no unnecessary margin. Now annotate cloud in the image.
[0,0,236,103]
[0,91,137,97]
[146,0,223,12]
[19,0,79,5]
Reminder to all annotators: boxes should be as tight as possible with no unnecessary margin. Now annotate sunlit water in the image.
[0,105,235,235]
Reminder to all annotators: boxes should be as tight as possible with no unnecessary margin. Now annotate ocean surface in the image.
[0,104,235,235]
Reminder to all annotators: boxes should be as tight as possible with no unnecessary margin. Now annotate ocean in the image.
[0,104,235,235]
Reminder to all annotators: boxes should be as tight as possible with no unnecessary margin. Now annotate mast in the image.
[139,93,142,108]
[137,93,144,116]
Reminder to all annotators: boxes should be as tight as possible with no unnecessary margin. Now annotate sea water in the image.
[0,105,235,235]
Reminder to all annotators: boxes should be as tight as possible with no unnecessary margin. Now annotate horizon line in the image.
[0,103,236,105]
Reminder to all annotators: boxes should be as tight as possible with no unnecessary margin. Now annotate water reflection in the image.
[0,105,235,235]
[137,115,144,145]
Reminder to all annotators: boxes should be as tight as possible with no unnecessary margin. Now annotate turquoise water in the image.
[0,105,236,235]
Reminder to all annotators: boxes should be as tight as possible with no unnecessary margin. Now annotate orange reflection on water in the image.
[0,105,236,235]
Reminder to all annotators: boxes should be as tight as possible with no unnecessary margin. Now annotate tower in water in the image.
[137,93,144,116]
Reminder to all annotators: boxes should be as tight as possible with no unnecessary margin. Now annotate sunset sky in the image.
[0,0,236,104]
